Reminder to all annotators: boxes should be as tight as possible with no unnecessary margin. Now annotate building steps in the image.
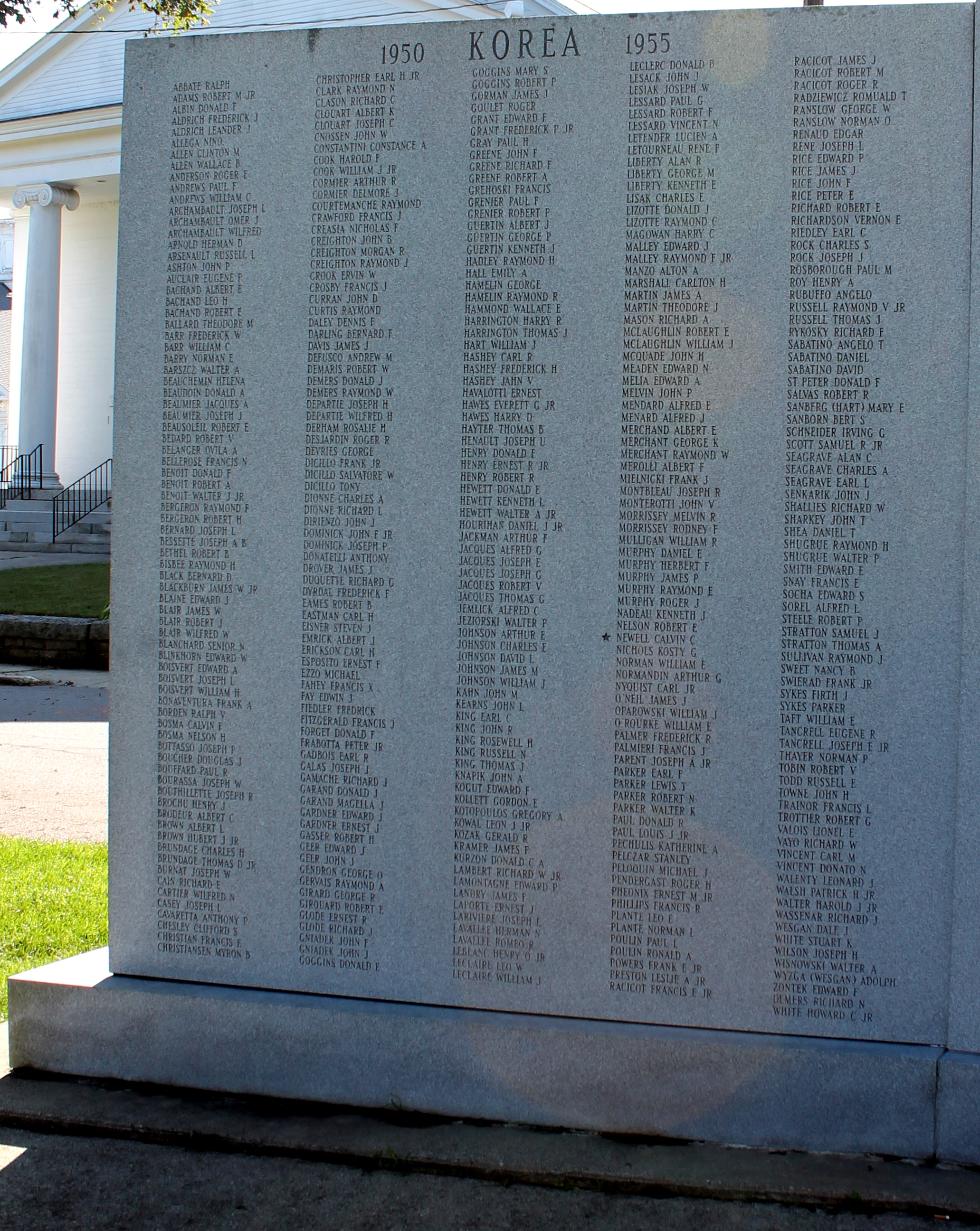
[0,493,111,554]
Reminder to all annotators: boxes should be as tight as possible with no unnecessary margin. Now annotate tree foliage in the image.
[0,0,213,33]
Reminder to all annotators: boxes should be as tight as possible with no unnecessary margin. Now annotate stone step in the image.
[0,528,111,541]
[1,498,111,517]
[0,521,112,536]
[0,537,70,552]
[56,539,112,554]
[0,488,56,503]
[66,510,112,525]
[0,537,110,554]
[64,520,111,536]
[0,527,111,547]
[55,531,112,548]
[1,511,55,524]
[0,500,49,510]
[1,518,115,533]
[0,511,112,534]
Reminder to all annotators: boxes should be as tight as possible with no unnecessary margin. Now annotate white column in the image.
[12,182,79,489]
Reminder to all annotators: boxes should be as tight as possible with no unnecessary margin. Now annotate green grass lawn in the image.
[0,561,110,617]
[0,836,108,1021]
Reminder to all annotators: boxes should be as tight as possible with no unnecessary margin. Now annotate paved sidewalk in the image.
[0,663,108,842]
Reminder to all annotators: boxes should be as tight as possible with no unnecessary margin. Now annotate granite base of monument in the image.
[937,1053,980,1165]
[8,950,943,1161]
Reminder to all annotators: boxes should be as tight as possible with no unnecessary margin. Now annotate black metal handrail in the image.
[53,457,112,540]
[0,449,15,509]
[0,444,42,510]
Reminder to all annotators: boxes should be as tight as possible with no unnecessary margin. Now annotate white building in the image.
[0,0,570,492]
[0,217,12,448]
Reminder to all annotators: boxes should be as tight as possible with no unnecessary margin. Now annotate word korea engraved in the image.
[110,4,972,1047]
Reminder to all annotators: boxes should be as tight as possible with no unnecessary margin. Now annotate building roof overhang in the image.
[0,104,121,203]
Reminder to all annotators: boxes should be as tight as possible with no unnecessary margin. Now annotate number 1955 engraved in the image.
[626,32,670,53]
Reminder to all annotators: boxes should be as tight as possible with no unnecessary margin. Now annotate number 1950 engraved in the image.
[382,41,425,63]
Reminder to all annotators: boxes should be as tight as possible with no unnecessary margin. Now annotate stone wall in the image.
[0,614,109,669]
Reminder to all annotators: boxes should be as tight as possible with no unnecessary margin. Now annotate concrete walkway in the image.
[0,663,107,842]
[0,1123,974,1231]
[0,549,109,838]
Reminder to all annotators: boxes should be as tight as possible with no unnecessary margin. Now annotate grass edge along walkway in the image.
[0,561,110,618]
[0,835,108,1021]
